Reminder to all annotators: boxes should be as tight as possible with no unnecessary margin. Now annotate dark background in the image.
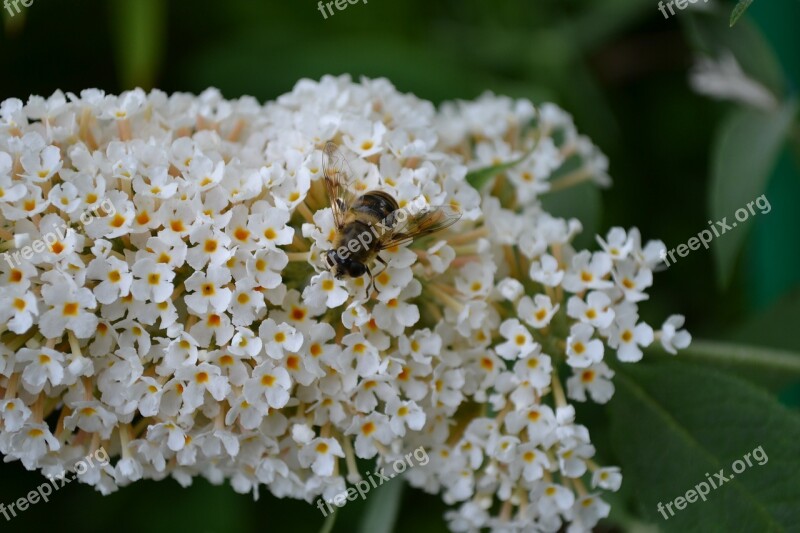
[1,1,798,531]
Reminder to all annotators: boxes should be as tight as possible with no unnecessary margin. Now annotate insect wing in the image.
[322,142,357,229]
[378,204,462,249]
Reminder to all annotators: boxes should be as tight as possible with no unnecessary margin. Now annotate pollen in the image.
[157,252,171,263]
[9,269,22,283]
[361,140,374,151]
[470,281,482,292]
[527,358,539,369]
[24,199,36,211]
[515,334,527,346]
[234,227,250,241]
[585,309,597,320]
[545,487,557,496]
[353,343,366,354]
[572,342,585,354]
[535,309,548,321]
[38,354,51,365]
[621,330,633,343]
[322,279,335,291]
[263,228,277,240]
[237,293,250,304]
[274,332,286,343]
[261,374,276,387]
[580,271,593,282]
[291,307,306,321]
[622,278,635,289]
[480,357,494,371]
[170,220,186,232]
[219,355,234,366]
[28,428,44,438]
[361,421,376,436]
[148,272,161,285]
[523,451,536,462]
[202,283,215,296]
[110,213,126,228]
[581,370,595,383]
[108,270,122,282]
[527,410,541,422]
[196,372,209,384]
[204,240,218,253]
[310,343,322,357]
[50,241,65,254]
[377,272,390,285]
[288,191,300,202]
[286,355,300,370]
[208,314,221,326]
[255,259,267,271]
[315,442,329,454]
[13,298,26,311]
[62,302,79,316]
[97,323,108,334]
[410,340,420,352]
[397,406,409,417]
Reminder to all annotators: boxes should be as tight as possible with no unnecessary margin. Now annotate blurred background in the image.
[1,1,798,532]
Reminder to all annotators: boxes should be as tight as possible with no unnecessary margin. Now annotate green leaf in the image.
[709,100,797,288]
[465,152,531,191]
[319,509,338,533]
[110,0,166,89]
[609,360,800,531]
[540,179,601,251]
[648,338,800,390]
[730,0,754,27]
[726,289,800,352]
[357,478,404,533]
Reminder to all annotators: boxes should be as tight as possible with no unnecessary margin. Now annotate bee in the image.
[321,142,461,296]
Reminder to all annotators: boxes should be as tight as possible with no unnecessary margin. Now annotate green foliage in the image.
[609,359,800,532]
[709,101,797,288]
[730,0,755,27]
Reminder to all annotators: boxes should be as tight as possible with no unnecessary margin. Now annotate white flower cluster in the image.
[0,76,690,532]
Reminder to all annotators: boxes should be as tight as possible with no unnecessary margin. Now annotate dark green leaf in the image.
[357,478,404,533]
[730,0,754,27]
[609,360,800,532]
[710,100,797,288]
[647,338,800,390]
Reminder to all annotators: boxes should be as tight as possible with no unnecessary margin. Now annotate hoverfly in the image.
[321,142,462,297]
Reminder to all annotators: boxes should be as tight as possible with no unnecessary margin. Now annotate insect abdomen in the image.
[351,190,399,223]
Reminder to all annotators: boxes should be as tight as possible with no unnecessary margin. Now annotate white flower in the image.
[660,314,691,355]
[565,323,604,368]
[608,314,654,363]
[566,362,615,403]
[567,291,614,329]
[517,294,559,329]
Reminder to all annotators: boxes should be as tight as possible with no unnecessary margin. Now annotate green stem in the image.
[648,339,800,375]
[319,509,337,533]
